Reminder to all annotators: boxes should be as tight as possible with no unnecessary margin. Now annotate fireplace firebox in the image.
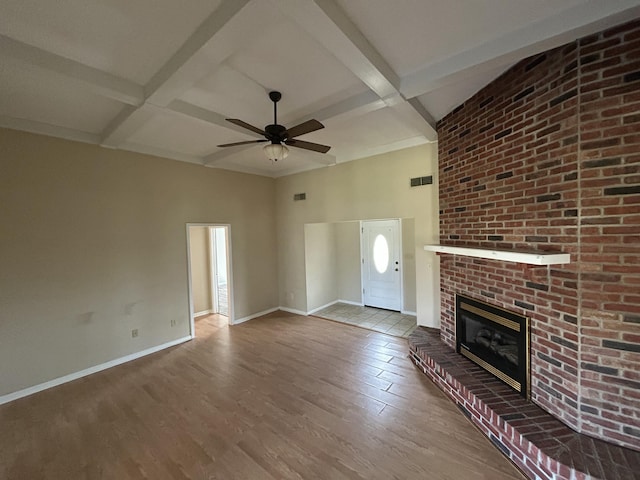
[456,295,530,398]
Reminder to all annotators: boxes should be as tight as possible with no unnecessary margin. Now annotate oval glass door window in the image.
[373,234,390,273]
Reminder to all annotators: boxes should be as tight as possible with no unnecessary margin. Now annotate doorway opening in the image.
[186,224,233,337]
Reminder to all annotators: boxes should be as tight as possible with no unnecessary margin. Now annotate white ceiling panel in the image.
[126,112,254,158]
[0,56,123,134]
[299,106,426,163]
[221,14,367,121]
[179,64,276,127]
[418,63,514,121]
[0,0,223,84]
[334,0,590,76]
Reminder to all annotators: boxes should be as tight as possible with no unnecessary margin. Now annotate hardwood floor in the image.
[0,312,525,479]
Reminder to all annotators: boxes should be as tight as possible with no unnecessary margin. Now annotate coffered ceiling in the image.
[1,0,639,177]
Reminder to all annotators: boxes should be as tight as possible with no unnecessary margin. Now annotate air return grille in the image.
[410,175,433,187]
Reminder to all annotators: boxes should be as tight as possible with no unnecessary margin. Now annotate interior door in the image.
[362,219,401,311]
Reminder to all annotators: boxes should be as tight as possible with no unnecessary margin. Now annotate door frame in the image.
[186,223,234,338]
[359,218,404,311]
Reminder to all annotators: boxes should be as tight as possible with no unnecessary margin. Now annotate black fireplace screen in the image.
[456,295,530,398]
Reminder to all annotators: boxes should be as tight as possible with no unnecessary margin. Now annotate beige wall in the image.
[335,221,361,304]
[189,226,212,314]
[0,128,278,396]
[401,218,417,313]
[276,144,440,326]
[304,223,338,312]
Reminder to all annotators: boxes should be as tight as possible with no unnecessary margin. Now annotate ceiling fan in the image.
[217,91,331,161]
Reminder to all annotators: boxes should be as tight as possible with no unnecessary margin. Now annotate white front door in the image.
[362,219,401,311]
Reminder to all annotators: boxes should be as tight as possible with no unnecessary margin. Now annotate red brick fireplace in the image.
[433,17,640,455]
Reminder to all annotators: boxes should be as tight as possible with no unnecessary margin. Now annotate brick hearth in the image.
[408,327,640,480]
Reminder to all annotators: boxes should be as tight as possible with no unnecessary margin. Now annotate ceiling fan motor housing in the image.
[265,124,287,143]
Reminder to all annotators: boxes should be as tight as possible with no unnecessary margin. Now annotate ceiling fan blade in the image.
[226,119,266,136]
[286,119,324,138]
[217,140,268,147]
[285,138,331,154]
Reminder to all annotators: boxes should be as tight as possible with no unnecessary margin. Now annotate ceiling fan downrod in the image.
[269,91,281,128]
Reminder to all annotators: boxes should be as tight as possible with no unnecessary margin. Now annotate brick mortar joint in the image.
[575,37,584,437]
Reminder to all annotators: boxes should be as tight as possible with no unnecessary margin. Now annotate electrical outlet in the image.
[131,329,138,338]
[170,319,177,327]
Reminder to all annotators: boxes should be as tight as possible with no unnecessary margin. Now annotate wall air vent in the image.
[410,175,433,187]
[293,193,306,201]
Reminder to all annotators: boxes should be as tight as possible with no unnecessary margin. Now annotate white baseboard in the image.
[402,310,417,316]
[278,306,308,316]
[338,299,364,306]
[233,307,279,325]
[194,309,213,318]
[0,335,192,406]
[307,300,339,315]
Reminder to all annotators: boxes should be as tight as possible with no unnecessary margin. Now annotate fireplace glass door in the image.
[456,295,530,398]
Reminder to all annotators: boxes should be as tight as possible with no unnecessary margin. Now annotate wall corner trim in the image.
[233,307,279,325]
[0,335,193,406]
[338,299,365,307]
[278,307,308,316]
[307,300,339,316]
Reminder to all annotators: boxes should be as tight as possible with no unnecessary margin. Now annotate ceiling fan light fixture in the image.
[263,143,289,162]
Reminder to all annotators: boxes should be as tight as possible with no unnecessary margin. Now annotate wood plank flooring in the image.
[0,312,526,479]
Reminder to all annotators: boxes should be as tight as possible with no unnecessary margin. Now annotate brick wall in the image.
[437,19,640,451]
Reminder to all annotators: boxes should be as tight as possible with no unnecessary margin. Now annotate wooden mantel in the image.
[423,244,570,266]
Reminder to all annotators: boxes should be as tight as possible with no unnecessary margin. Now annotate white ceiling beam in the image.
[119,142,203,165]
[100,106,157,147]
[401,2,640,99]
[207,160,320,179]
[276,0,400,99]
[292,150,337,167]
[337,136,429,164]
[100,0,258,148]
[286,90,385,125]
[203,145,257,166]
[165,100,257,137]
[0,115,100,145]
[0,34,144,106]
[144,0,252,106]
[389,102,438,143]
[272,158,337,178]
[406,98,436,129]
[274,0,436,140]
